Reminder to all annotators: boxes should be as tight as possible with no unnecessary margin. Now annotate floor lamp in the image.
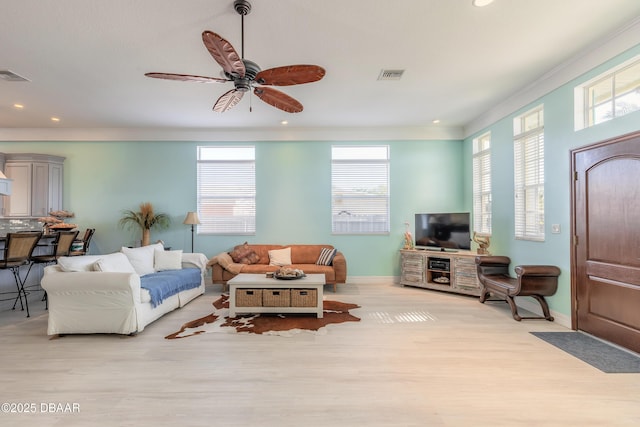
[183,212,200,253]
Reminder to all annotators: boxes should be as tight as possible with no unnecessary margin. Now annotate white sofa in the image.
[41,243,208,336]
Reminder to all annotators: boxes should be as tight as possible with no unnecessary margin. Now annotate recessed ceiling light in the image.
[432,119,441,124]
[281,120,288,125]
[473,0,494,6]
[13,103,24,109]
[51,117,60,122]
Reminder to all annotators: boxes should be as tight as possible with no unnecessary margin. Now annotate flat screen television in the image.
[414,212,471,251]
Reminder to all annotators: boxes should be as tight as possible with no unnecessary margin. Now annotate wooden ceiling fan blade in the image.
[254,87,303,113]
[202,31,245,78]
[255,65,326,86]
[145,72,229,83]
[213,89,244,113]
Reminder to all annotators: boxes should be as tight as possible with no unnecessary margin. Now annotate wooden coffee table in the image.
[228,273,325,318]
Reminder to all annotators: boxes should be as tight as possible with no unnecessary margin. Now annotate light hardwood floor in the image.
[1,280,639,427]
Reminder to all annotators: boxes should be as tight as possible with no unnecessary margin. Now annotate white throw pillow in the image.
[268,247,292,266]
[93,252,137,273]
[154,250,183,271]
[57,255,103,272]
[121,242,163,276]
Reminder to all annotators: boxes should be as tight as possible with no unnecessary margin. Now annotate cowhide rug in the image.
[165,295,360,339]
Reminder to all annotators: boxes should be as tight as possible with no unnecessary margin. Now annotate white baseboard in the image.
[347,276,397,285]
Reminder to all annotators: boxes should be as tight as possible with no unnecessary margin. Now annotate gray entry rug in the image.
[531,331,640,373]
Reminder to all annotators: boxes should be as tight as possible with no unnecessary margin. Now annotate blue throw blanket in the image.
[140,268,201,308]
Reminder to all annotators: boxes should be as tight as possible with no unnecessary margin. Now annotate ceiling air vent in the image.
[377,69,404,81]
[0,70,30,82]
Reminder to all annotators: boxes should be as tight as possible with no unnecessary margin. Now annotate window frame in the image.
[574,54,640,130]
[513,105,545,242]
[331,145,390,235]
[472,132,492,236]
[196,145,256,235]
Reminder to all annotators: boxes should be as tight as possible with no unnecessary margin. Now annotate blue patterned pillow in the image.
[316,247,337,266]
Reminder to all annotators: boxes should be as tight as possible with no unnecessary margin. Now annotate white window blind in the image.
[197,146,255,234]
[331,145,390,234]
[472,132,492,235]
[514,106,544,241]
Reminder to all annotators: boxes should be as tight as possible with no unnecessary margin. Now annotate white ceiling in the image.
[1,0,640,140]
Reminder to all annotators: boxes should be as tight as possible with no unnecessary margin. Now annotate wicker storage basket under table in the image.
[227,274,325,318]
[290,289,317,307]
[235,289,263,307]
[262,289,291,307]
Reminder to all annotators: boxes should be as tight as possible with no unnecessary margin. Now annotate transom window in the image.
[514,106,545,241]
[574,55,640,130]
[472,132,492,235]
[331,145,390,234]
[197,146,255,234]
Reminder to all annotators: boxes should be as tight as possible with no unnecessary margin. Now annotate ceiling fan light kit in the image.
[145,0,325,114]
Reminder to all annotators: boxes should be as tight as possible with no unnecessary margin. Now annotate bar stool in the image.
[0,232,42,317]
[69,228,95,256]
[29,230,79,309]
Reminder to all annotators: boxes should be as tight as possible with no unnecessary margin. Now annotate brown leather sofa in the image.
[209,244,347,291]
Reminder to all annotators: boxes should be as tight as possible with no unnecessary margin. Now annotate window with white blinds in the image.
[574,54,640,130]
[472,132,492,235]
[331,145,390,234]
[513,106,544,241]
[197,146,255,234]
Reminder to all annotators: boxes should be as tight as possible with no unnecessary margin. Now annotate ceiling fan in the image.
[145,0,325,113]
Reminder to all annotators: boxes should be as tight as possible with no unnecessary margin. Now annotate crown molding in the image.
[0,125,464,142]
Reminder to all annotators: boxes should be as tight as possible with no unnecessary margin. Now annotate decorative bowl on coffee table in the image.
[274,268,306,280]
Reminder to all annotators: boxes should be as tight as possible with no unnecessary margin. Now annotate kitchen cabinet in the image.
[1,154,65,217]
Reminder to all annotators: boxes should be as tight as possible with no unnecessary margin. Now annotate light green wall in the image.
[463,44,640,317]
[0,139,466,277]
